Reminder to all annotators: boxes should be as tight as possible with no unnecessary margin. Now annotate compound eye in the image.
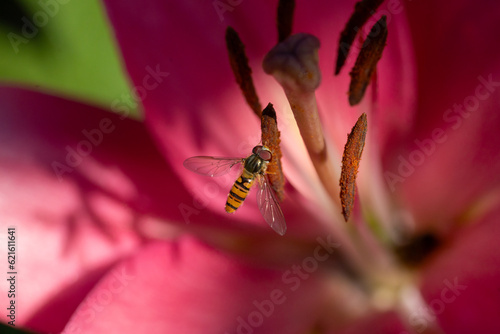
[258,149,272,161]
[252,145,263,154]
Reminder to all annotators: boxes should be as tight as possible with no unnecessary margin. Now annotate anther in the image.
[348,16,388,106]
[225,26,262,117]
[340,113,367,221]
[334,0,384,75]
[261,103,285,201]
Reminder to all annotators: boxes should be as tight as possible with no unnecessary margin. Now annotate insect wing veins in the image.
[183,156,244,177]
[256,174,286,235]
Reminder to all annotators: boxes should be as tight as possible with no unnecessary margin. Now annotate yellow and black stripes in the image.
[225,170,255,213]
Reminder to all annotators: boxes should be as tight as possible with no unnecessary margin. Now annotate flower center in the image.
[222,1,444,332]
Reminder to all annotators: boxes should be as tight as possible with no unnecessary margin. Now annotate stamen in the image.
[277,0,296,42]
[340,113,367,221]
[261,103,285,201]
[334,0,383,75]
[348,16,388,106]
[225,26,262,117]
[263,34,340,204]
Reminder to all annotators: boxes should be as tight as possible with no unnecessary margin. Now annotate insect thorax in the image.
[244,154,267,175]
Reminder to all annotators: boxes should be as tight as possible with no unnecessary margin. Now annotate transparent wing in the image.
[256,174,287,236]
[183,156,244,177]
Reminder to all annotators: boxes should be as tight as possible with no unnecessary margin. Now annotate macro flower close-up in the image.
[1,0,499,333]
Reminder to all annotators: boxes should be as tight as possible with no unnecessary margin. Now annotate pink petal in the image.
[387,1,500,228]
[102,0,277,160]
[1,85,290,239]
[0,86,195,331]
[419,206,500,333]
[63,237,326,334]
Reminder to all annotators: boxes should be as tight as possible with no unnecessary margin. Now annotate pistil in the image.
[263,33,340,205]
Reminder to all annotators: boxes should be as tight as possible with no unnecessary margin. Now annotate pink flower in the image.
[1,0,500,333]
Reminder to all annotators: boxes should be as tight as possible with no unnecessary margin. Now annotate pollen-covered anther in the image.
[348,16,388,106]
[340,113,367,222]
[263,33,321,93]
[261,103,285,201]
[335,0,384,75]
[225,26,262,117]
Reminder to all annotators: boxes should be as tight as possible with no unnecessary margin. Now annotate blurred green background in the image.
[0,322,35,334]
[0,0,140,117]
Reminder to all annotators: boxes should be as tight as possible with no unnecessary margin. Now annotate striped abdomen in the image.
[225,169,255,213]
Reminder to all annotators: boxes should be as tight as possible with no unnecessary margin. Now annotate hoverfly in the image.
[183,145,286,235]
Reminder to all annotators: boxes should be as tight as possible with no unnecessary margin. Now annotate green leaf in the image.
[0,0,140,118]
[0,323,37,334]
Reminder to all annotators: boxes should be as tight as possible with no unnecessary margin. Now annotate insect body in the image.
[183,145,286,235]
[225,146,270,213]
[225,168,255,213]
